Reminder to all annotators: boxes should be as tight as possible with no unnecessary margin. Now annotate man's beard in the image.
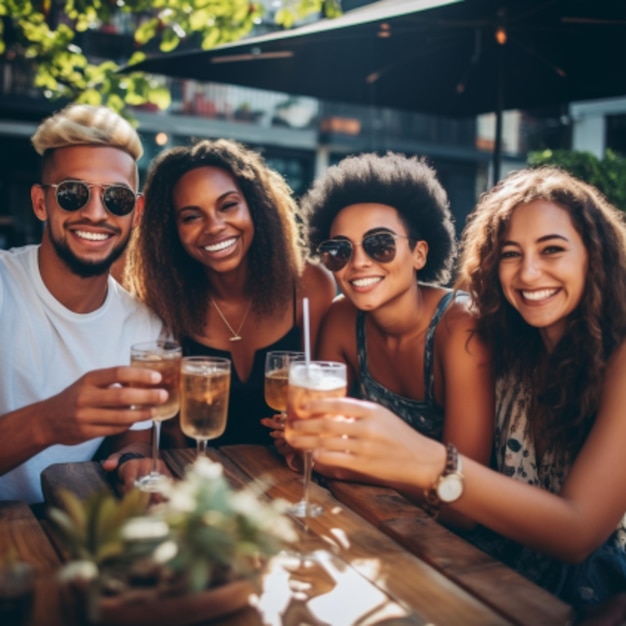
[48,229,130,278]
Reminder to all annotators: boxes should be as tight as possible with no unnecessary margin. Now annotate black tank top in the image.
[181,294,301,446]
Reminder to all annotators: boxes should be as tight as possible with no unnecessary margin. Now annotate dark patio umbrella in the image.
[126,0,626,180]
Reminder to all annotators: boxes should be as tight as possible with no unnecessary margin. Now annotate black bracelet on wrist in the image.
[117,451,145,469]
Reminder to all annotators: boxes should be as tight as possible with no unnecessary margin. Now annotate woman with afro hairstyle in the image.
[299,152,494,526]
[126,139,335,448]
[289,167,626,609]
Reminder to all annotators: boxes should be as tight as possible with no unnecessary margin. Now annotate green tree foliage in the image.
[528,149,626,212]
[0,0,340,117]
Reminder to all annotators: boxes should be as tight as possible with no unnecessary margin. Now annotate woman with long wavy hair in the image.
[126,139,335,448]
[287,166,626,609]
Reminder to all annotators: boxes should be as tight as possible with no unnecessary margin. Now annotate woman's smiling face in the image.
[173,166,255,276]
[328,203,427,311]
[498,199,589,350]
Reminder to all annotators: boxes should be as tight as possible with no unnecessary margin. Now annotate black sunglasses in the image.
[317,231,411,272]
[39,179,139,217]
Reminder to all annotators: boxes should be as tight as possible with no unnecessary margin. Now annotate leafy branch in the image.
[0,0,340,116]
[528,149,626,212]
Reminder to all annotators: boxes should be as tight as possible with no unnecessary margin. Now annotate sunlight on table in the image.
[256,549,411,625]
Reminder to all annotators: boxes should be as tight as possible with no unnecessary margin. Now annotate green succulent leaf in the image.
[55,489,88,534]
[117,488,151,520]
[93,495,125,547]
[48,508,86,557]
[94,540,126,564]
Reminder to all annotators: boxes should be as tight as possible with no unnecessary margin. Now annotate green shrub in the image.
[527,149,626,212]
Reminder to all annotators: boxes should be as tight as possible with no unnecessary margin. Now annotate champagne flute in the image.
[284,361,347,518]
[180,356,231,457]
[131,340,182,492]
[264,351,305,422]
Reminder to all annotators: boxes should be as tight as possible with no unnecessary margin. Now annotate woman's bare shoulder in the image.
[301,261,336,303]
[317,294,359,362]
[439,290,480,330]
[324,293,358,320]
[434,291,490,362]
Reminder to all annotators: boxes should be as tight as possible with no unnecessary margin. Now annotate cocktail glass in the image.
[284,361,347,518]
[131,340,182,492]
[180,356,231,457]
[264,351,305,421]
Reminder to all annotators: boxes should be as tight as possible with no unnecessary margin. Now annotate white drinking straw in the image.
[303,297,311,365]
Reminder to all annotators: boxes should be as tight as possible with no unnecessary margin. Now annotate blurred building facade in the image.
[0,4,622,250]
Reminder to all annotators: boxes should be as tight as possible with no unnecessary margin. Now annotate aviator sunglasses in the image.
[317,231,412,272]
[39,179,139,217]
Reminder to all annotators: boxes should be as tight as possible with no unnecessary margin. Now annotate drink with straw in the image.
[282,297,349,518]
[285,360,347,518]
[285,362,347,441]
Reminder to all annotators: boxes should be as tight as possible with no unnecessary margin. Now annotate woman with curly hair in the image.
[299,152,494,524]
[126,139,335,447]
[288,166,626,608]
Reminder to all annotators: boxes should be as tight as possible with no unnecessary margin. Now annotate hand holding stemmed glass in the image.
[180,356,231,457]
[284,361,347,518]
[130,340,182,492]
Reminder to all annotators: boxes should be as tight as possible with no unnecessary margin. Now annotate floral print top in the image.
[471,375,626,608]
[494,376,569,491]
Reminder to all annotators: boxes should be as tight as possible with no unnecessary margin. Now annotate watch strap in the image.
[423,443,459,519]
[117,451,145,469]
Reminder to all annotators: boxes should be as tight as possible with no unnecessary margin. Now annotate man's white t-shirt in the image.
[0,245,163,503]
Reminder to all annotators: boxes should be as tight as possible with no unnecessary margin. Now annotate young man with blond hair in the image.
[0,104,166,503]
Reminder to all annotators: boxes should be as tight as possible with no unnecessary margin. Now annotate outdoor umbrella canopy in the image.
[127,0,626,118]
[126,0,626,180]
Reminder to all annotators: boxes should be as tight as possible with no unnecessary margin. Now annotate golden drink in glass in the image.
[265,368,289,413]
[180,357,231,456]
[130,340,182,492]
[285,379,347,442]
[131,353,181,421]
[285,361,347,517]
[264,351,304,419]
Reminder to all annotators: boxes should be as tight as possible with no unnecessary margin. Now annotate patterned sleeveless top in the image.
[465,374,626,608]
[356,290,459,441]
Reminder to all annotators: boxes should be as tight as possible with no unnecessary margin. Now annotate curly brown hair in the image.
[457,166,626,460]
[125,139,304,339]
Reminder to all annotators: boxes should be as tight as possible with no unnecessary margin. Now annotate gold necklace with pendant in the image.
[211,299,252,342]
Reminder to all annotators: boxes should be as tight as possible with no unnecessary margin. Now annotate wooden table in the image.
[2,445,574,625]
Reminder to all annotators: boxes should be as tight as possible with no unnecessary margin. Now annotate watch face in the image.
[438,474,463,503]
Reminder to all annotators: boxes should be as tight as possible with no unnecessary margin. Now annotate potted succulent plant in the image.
[48,457,296,626]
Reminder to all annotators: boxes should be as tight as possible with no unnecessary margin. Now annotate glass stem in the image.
[302,450,314,510]
[197,439,208,457]
[151,420,161,474]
